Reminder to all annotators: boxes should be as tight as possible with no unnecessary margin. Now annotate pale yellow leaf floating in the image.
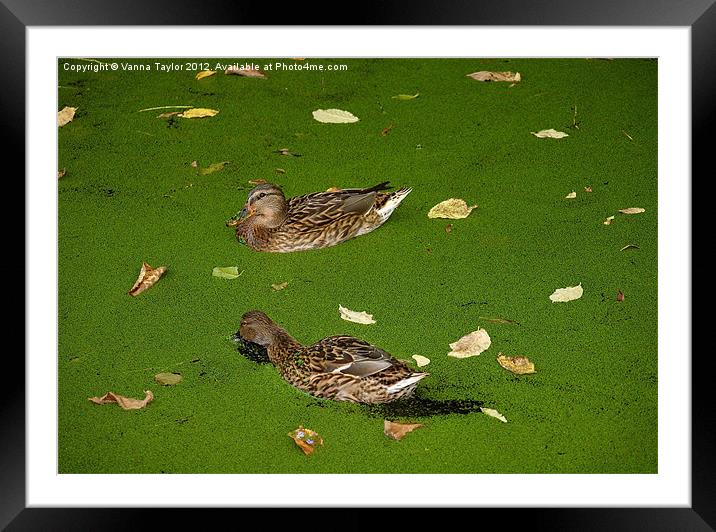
[549,283,583,303]
[272,282,289,291]
[339,304,376,325]
[154,372,182,386]
[392,93,420,100]
[198,161,230,175]
[89,390,154,410]
[312,108,360,124]
[412,354,431,367]
[178,108,219,119]
[384,420,424,440]
[481,407,507,423]
[603,215,615,225]
[448,328,491,358]
[212,266,242,279]
[619,207,645,214]
[195,70,216,80]
[128,262,167,296]
[58,106,77,127]
[467,71,521,83]
[427,198,477,219]
[531,129,569,139]
[288,426,323,455]
[565,191,577,199]
[497,353,536,375]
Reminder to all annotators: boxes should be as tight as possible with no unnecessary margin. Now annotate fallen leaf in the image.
[428,198,477,219]
[195,70,216,80]
[58,168,66,179]
[249,179,268,185]
[497,353,536,375]
[178,108,219,119]
[272,282,289,291]
[190,160,198,168]
[275,168,286,175]
[275,148,301,157]
[384,420,424,440]
[412,355,431,367]
[481,407,507,423]
[89,390,154,410]
[58,106,77,127]
[531,129,569,139]
[312,108,360,124]
[448,328,491,358]
[198,161,230,175]
[445,223,453,233]
[622,130,634,141]
[288,426,323,455]
[565,191,577,199]
[392,93,420,100]
[616,290,625,302]
[549,283,583,303]
[620,244,639,251]
[603,215,615,225]
[157,111,181,118]
[339,304,376,325]
[381,124,394,137]
[128,262,167,296]
[619,207,645,214]
[225,66,267,78]
[155,372,182,386]
[212,266,242,279]
[467,71,521,82]
[326,187,342,192]
[584,186,593,192]
[139,105,193,113]
[479,316,520,325]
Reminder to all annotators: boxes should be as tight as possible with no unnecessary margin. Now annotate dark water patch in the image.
[362,396,484,419]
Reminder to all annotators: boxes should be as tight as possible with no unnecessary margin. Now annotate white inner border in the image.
[27,27,691,507]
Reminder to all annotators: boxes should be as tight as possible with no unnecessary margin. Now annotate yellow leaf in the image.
[467,71,521,82]
[178,108,219,119]
[448,328,491,358]
[549,283,583,303]
[312,108,359,123]
[339,305,376,325]
[58,106,77,127]
[128,262,167,296]
[195,70,216,80]
[427,198,477,219]
[497,353,536,375]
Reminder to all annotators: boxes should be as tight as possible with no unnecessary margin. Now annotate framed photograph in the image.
[7,1,709,529]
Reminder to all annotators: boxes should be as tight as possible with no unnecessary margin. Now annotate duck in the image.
[226,181,411,252]
[233,310,429,404]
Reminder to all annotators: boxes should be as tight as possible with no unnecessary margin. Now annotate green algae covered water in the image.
[58,58,657,473]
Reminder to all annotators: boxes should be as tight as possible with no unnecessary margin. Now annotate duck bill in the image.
[226,207,251,227]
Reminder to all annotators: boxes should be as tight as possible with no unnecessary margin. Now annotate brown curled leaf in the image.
[288,426,324,455]
[497,353,536,375]
[88,390,154,410]
[128,262,167,296]
[384,420,424,440]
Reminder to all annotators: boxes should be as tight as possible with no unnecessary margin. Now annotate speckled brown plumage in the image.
[226,181,411,252]
[235,311,429,404]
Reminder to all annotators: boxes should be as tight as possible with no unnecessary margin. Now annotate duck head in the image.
[226,183,287,228]
[237,310,278,347]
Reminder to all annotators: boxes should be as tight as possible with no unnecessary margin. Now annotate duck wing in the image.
[285,182,392,229]
[309,335,397,378]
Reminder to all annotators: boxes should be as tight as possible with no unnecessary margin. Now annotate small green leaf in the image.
[155,372,182,386]
[392,93,420,100]
[212,266,243,279]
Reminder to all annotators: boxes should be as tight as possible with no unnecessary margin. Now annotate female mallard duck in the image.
[226,181,411,252]
[233,311,429,404]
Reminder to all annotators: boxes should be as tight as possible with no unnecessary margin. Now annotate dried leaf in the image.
[584,186,593,192]
[155,372,182,386]
[195,70,216,80]
[312,108,360,124]
[497,353,536,375]
[249,179,268,185]
[198,161,230,175]
[448,328,491,358]
[479,316,520,325]
[212,266,242,279]
[531,129,569,139]
[384,420,424,440]
[272,282,289,291]
[445,224,453,233]
[565,191,577,199]
[288,426,323,455]
[411,355,431,367]
[467,71,521,83]
[178,108,219,119]
[549,283,583,303]
[89,390,154,410]
[339,304,376,325]
[275,168,286,175]
[381,124,394,136]
[392,93,420,100]
[603,215,615,225]
[620,244,639,251]
[128,262,167,296]
[481,407,507,423]
[58,168,67,179]
[428,198,477,219]
[616,290,625,302]
[619,207,645,214]
[275,148,301,157]
[58,106,77,127]
[190,160,198,168]
[225,66,267,78]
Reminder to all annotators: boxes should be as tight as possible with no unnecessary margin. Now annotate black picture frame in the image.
[5,1,711,529]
